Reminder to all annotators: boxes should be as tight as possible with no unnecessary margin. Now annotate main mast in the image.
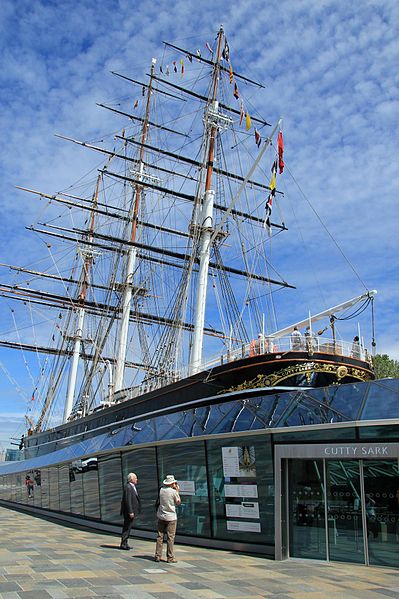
[189,27,225,375]
[113,59,156,392]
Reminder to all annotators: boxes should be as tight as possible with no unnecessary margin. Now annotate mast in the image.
[113,59,156,392]
[189,27,225,375]
[63,173,101,421]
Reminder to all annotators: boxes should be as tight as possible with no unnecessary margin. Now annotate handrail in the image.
[128,335,372,399]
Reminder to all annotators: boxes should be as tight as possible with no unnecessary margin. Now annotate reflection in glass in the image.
[289,459,326,559]
[49,467,60,511]
[59,464,71,512]
[326,460,364,563]
[122,447,158,531]
[83,458,100,519]
[15,473,22,503]
[157,441,210,537]
[69,461,84,514]
[33,469,42,507]
[24,473,35,503]
[363,459,399,568]
[98,454,122,524]
[40,468,50,509]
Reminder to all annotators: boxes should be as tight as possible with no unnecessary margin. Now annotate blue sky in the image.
[0,0,398,449]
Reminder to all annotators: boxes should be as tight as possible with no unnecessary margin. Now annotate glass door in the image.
[288,459,327,559]
[326,460,365,563]
[363,459,399,568]
[285,456,399,567]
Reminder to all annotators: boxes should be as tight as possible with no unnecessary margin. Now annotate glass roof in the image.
[1,378,399,475]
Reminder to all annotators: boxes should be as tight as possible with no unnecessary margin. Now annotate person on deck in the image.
[290,327,303,350]
[305,326,317,352]
[351,335,361,359]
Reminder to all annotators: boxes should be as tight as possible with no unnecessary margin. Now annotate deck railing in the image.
[122,336,372,402]
[201,336,371,371]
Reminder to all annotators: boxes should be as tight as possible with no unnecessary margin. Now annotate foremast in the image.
[63,173,101,422]
[113,59,156,393]
[189,27,225,375]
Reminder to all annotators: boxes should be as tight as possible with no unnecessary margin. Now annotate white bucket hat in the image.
[163,474,177,485]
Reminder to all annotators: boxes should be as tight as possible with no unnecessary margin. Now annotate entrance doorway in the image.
[275,443,399,567]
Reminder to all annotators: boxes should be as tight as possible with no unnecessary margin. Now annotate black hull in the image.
[24,351,373,453]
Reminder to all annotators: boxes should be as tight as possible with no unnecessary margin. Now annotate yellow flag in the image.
[269,171,276,191]
[245,112,251,130]
[229,64,233,84]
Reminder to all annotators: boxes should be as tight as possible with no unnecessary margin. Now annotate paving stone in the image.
[0,581,21,592]
[16,591,53,598]
[1,505,399,599]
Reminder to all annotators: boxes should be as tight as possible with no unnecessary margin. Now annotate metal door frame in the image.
[275,442,399,562]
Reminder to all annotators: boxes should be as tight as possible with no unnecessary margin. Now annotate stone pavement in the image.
[0,506,399,599]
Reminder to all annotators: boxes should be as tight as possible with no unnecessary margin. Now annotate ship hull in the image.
[24,351,373,454]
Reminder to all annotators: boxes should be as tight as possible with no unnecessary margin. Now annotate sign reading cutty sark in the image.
[276,443,399,459]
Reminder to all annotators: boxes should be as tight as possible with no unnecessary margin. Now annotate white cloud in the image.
[0,0,398,443]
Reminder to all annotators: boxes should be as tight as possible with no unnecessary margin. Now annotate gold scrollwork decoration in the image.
[219,361,372,394]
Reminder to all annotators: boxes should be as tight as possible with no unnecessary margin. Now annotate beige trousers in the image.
[155,519,177,560]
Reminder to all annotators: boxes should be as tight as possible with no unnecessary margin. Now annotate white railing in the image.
[201,336,371,371]
[122,336,372,403]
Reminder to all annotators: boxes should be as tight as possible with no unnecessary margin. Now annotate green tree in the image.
[373,354,399,379]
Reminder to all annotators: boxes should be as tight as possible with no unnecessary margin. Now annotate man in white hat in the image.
[154,474,181,563]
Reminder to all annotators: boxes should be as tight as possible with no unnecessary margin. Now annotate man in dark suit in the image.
[120,472,140,550]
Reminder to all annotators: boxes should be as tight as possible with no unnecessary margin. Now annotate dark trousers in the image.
[121,514,134,546]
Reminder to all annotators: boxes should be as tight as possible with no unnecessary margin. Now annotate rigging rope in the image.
[283,158,369,292]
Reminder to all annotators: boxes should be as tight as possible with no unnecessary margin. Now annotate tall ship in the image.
[0,26,376,457]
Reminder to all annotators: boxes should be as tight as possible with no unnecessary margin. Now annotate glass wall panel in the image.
[49,467,60,511]
[15,473,23,503]
[157,441,210,537]
[361,381,399,420]
[326,460,364,563]
[5,475,11,501]
[33,469,42,507]
[363,459,399,568]
[122,447,158,531]
[40,468,50,509]
[359,424,399,441]
[83,458,100,519]
[275,427,356,443]
[59,464,71,512]
[69,461,84,515]
[289,459,326,559]
[98,454,122,524]
[207,435,273,545]
[8,475,15,502]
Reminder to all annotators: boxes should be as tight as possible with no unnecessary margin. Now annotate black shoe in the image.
[120,544,130,550]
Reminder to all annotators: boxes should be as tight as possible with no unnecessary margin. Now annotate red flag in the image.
[255,129,261,147]
[233,83,239,99]
[278,130,285,174]
[31,391,35,401]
